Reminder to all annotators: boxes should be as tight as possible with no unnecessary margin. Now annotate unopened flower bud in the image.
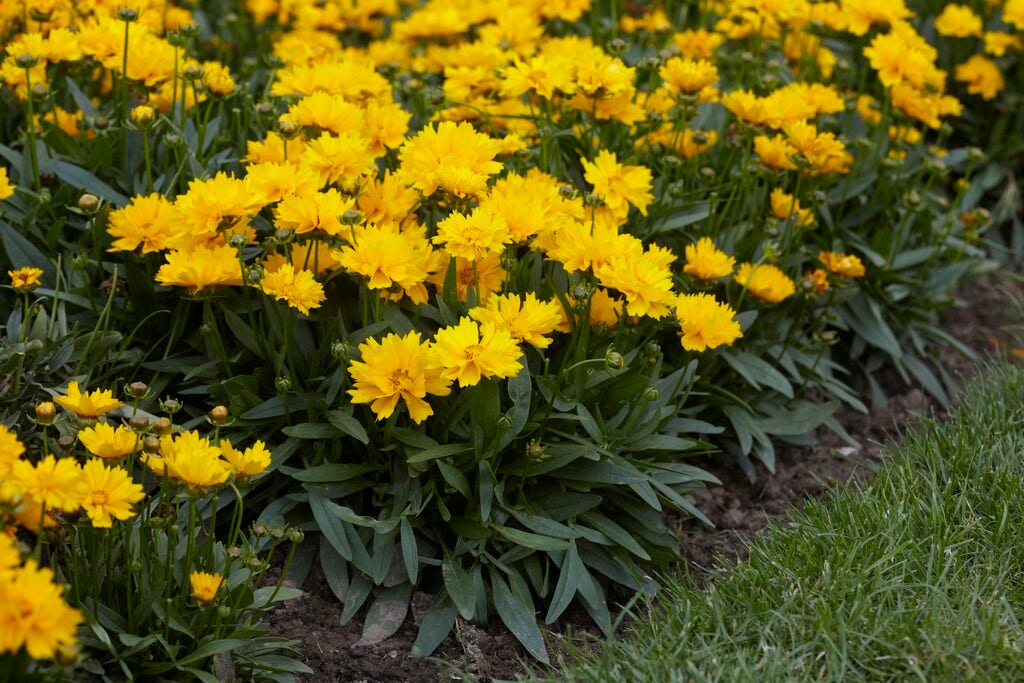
[331,340,350,359]
[183,65,203,80]
[217,605,232,618]
[496,414,512,430]
[608,38,626,53]
[128,381,149,398]
[967,146,985,163]
[93,115,109,131]
[35,402,56,424]
[270,526,286,540]
[31,83,47,99]
[228,233,247,249]
[57,434,77,451]
[251,523,268,537]
[700,166,716,179]
[129,414,150,432]
[160,398,181,415]
[341,209,363,226]
[287,528,304,544]
[209,405,230,425]
[77,193,100,213]
[277,120,298,138]
[143,435,161,453]
[130,105,155,128]
[642,386,660,402]
[526,439,545,460]
[152,416,172,436]
[16,54,39,69]
[275,376,292,393]
[605,350,625,371]
[558,184,575,199]
[116,7,139,21]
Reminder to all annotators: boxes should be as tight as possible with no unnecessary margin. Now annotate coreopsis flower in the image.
[648,128,718,159]
[274,189,353,236]
[259,264,325,315]
[9,455,84,514]
[397,121,504,198]
[1005,0,1024,30]
[890,82,962,129]
[54,381,123,418]
[595,246,677,319]
[770,189,815,227]
[356,172,420,227]
[244,132,307,166]
[672,28,724,59]
[782,122,854,175]
[430,252,507,302]
[480,171,564,244]
[432,206,512,261]
[934,4,982,38]
[721,90,768,126]
[0,533,18,572]
[172,173,259,247]
[675,293,743,352]
[79,459,144,528]
[819,251,866,278]
[500,54,576,99]
[300,132,377,187]
[683,237,735,280]
[285,91,366,137]
[983,32,1023,57]
[245,162,321,206]
[0,167,14,201]
[106,194,178,253]
[220,439,272,478]
[9,267,43,293]
[734,263,796,303]
[804,269,830,292]
[955,55,1005,100]
[347,331,452,424]
[840,0,913,36]
[581,150,653,218]
[78,423,140,460]
[156,244,245,293]
[754,134,798,171]
[469,293,563,349]
[334,224,435,299]
[0,425,25,478]
[146,431,231,492]
[429,319,523,388]
[658,57,719,95]
[863,24,945,91]
[201,61,236,96]
[546,215,634,274]
[189,571,224,603]
[0,561,82,658]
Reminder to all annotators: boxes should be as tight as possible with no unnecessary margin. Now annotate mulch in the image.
[263,277,1023,682]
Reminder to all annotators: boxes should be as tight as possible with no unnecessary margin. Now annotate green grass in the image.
[532,362,1024,682]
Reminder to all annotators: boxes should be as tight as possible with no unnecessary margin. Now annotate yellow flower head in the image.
[79,459,145,528]
[54,381,123,418]
[818,251,866,278]
[675,293,743,352]
[78,422,139,460]
[348,331,452,424]
[469,293,563,349]
[334,224,437,302]
[581,150,653,218]
[146,431,231,492]
[220,439,272,478]
[9,267,43,293]
[683,237,735,280]
[259,263,326,315]
[0,425,25,478]
[734,263,796,303]
[432,206,512,261]
[955,55,1005,101]
[10,454,84,514]
[189,571,224,603]
[659,57,719,95]
[397,121,504,198]
[595,246,677,319]
[934,4,983,38]
[300,132,377,187]
[273,188,353,237]
[106,194,178,254]
[0,560,82,658]
[0,167,14,202]
[428,319,523,388]
[770,189,815,227]
[429,252,507,303]
[156,244,245,294]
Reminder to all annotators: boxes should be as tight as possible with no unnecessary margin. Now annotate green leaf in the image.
[489,568,549,664]
[400,518,419,585]
[353,583,412,647]
[282,422,339,439]
[251,586,303,608]
[497,365,532,451]
[653,202,711,232]
[546,540,583,624]
[50,158,129,205]
[309,492,352,561]
[437,460,471,498]
[442,555,476,620]
[291,464,372,483]
[495,525,569,551]
[840,296,902,358]
[759,400,838,436]
[339,573,373,626]
[509,510,582,539]
[319,540,349,602]
[326,410,370,444]
[411,597,458,658]
[723,351,794,399]
[479,460,496,521]
[176,638,250,667]
[406,442,472,464]
[580,511,651,560]
[0,220,55,286]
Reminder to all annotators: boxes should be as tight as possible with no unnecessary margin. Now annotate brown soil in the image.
[264,276,1023,683]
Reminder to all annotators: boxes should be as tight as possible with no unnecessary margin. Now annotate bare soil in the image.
[264,277,1023,683]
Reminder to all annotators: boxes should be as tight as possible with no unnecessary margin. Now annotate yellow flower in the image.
[500,54,576,99]
[146,431,231,492]
[54,381,123,418]
[754,134,798,171]
[983,31,1023,57]
[79,459,145,528]
[432,206,512,261]
[955,55,1005,101]
[156,244,245,294]
[0,561,82,658]
[658,57,719,94]
[172,172,259,247]
[334,224,435,298]
[106,194,178,254]
[10,454,84,514]
[189,571,224,603]
[0,167,14,202]
[259,263,325,315]
[675,293,743,352]
[804,269,830,292]
[274,189,353,236]
[934,4,983,38]
[683,237,735,280]
[819,251,866,278]
[300,132,377,187]
[469,293,563,349]
[428,319,523,388]
[721,90,768,126]
[734,263,796,303]
[9,267,43,293]
[397,121,503,198]
[429,252,507,303]
[246,162,321,206]
[201,61,236,96]
[595,247,677,319]
[1005,0,1024,30]
[581,150,653,218]
[220,439,272,479]
[78,423,139,460]
[0,425,25,479]
[348,331,452,424]
[770,189,815,227]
